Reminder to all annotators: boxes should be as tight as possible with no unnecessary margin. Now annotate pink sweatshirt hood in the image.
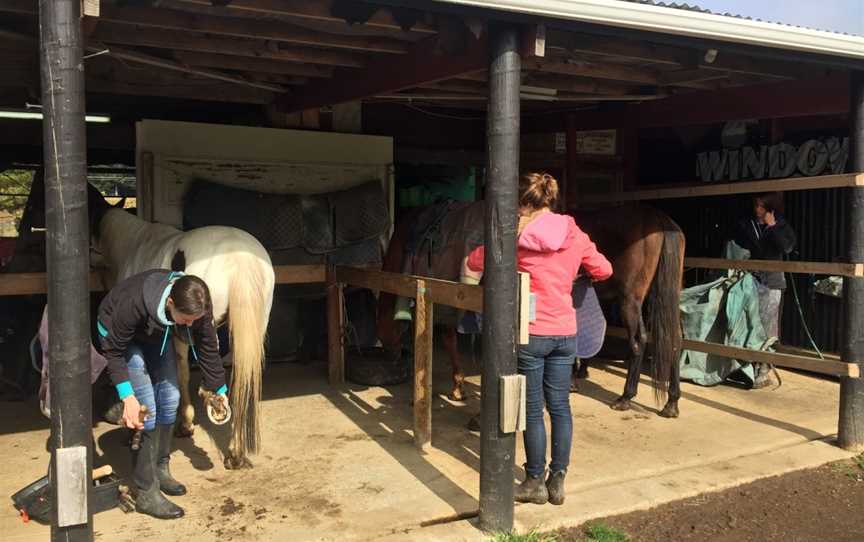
[517,212,574,253]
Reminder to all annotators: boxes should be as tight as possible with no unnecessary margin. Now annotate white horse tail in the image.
[227,254,273,459]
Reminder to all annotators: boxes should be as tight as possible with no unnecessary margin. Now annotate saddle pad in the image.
[183,179,389,256]
[332,181,389,246]
[302,194,333,254]
[183,180,303,249]
[572,277,606,358]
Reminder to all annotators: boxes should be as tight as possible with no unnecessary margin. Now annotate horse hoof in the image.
[610,398,632,411]
[450,389,465,402]
[569,381,579,393]
[466,415,481,432]
[175,425,194,438]
[224,456,253,470]
[659,404,680,418]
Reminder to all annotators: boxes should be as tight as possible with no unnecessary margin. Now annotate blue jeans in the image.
[518,335,578,478]
[126,341,179,432]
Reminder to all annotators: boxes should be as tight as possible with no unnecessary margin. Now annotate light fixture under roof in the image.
[0,109,111,123]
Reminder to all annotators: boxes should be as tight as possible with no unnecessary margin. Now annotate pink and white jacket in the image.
[466,212,612,336]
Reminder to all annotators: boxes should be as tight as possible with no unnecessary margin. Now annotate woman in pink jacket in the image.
[463,172,612,505]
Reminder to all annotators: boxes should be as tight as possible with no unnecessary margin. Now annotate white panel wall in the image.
[136,120,394,228]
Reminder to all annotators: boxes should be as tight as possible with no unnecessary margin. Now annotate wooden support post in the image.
[413,280,433,452]
[326,266,345,386]
[479,23,520,534]
[839,71,864,452]
[39,0,94,539]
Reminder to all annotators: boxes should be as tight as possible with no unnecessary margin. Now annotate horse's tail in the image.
[227,253,274,458]
[646,215,684,403]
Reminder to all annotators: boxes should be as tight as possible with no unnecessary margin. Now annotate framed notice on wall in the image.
[575,129,617,156]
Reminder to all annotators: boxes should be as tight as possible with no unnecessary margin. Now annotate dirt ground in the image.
[557,457,864,542]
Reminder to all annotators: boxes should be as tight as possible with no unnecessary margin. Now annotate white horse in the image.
[89,189,274,469]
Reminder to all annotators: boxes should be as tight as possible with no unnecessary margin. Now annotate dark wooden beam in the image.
[0,0,29,15]
[92,44,287,92]
[548,30,832,81]
[0,0,410,53]
[168,0,437,34]
[547,28,685,65]
[173,51,333,78]
[522,72,634,95]
[97,4,409,54]
[279,32,487,113]
[86,76,276,104]
[659,68,729,86]
[523,55,715,90]
[418,79,487,94]
[567,73,850,130]
[92,24,366,68]
[525,56,660,85]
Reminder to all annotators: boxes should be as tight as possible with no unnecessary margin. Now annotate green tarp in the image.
[678,271,776,387]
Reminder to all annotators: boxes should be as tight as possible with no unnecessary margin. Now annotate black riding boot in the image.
[133,430,185,519]
[156,424,187,496]
[514,470,549,504]
[546,470,566,505]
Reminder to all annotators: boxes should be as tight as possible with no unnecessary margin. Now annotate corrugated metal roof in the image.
[622,0,860,37]
[431,0,864,62]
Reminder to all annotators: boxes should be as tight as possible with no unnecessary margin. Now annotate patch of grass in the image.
[833,455,864,482]
[490,528,558,542]
[582,522,630,542]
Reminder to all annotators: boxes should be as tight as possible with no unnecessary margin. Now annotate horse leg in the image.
[611,298,646,411]
[442,327,465,401]
[174,339,195,438]
[571,358,589,393]
[659,349,681,418]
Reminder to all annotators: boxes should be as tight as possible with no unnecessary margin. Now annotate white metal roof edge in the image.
[432,0,864,61]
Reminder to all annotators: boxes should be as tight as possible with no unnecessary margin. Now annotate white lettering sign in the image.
[696,137,849,183]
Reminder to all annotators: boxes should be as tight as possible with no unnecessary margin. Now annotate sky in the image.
[691,0,864,35]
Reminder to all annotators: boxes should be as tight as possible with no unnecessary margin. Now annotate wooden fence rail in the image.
[683,257,864,277]
[580,172,864,203]
[607,326,860,378]
[0,265,327,296]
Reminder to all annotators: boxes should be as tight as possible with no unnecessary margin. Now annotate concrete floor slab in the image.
[0,354,850,542]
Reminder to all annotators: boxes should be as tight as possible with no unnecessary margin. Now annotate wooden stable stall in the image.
[326,265,530,453]
[3,0,864,537]
[580,163,864,420]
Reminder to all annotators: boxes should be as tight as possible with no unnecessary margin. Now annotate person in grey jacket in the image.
[734,192,797,388]
[97,269,227,519]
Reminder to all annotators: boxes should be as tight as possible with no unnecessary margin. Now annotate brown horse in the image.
[378,201,685,417]
[572,203,685,418]
[377,200,485,401]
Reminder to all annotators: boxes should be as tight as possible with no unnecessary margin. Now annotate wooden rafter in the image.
[91,24,366,68]
[173,51,333,78]
[547,30,825,81]
[166,0,437,34]
[417,80,487,95]
[279,31,488,113]
[0,0,408,53]
[524,56,660,85]
[96,4,409,54]
[522,72,634,96]
[566,73,851,130]
[86,77,276,104]
[659,68,728,86]
[92,44,287,92]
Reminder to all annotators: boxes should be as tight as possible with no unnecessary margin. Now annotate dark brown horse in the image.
[377,201,685,417]
[377,200,485,401]
[572,203,685,418]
